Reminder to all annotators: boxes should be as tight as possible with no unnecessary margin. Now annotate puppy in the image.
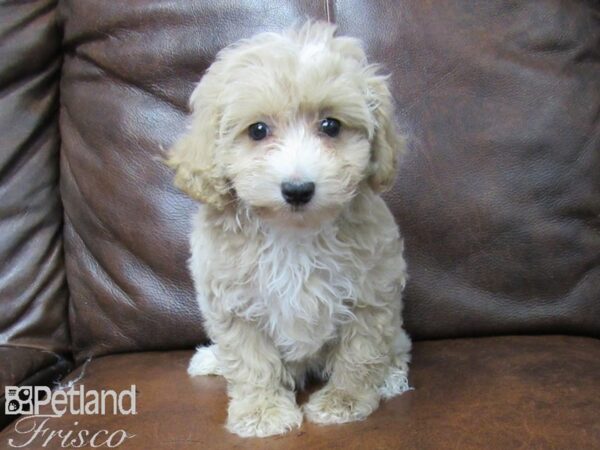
[168,21,411,438]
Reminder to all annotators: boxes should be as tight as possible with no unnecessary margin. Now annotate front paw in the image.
[227,389,302,437]
[303,384,379,424]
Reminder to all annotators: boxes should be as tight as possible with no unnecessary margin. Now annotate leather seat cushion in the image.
[1,336,598,448]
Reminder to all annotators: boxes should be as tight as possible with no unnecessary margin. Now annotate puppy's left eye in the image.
[248,122,270,141]
[319,118,341,138]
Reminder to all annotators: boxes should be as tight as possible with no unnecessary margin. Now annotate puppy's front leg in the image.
[216,318,302,437]
[304,307,394,424]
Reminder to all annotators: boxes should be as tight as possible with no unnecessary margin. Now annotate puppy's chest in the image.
[247,233,358,361]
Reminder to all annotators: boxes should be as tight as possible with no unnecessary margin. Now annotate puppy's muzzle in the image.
[281,181,315,206]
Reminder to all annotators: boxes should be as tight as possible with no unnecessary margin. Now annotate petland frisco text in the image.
[6,385,136,448]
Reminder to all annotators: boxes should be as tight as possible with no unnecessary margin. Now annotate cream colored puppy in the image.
[168,21,411,438]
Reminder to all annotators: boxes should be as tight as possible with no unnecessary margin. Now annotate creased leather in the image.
[335,0,600,339]
[0,0,69,353]
[57,0,599,362]
[58,1,330,361]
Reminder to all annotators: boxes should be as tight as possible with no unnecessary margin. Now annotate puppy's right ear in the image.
[166,74,232,210]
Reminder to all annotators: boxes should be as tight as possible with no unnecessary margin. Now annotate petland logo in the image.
[5,385,136,448]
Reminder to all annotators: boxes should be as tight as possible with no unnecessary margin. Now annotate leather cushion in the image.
[335,0,600,339]
[0,0,69,352]
[0,336,598,448]
[58,0,600,361]
[58,0,330,362]
[0,348,58,396]
[0,347,72,429]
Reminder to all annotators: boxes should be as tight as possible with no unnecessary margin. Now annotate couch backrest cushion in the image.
[335,0,600,339]
[0,0,69,353]
[59,1,330,361]
[59,0,600,361]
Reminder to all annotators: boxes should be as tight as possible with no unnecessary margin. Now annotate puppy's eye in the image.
[248,122,270,141]
[319,118,341,138]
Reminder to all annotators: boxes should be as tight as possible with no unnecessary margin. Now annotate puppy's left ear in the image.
[366,74,406,192]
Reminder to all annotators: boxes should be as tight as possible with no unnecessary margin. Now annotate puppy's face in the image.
[168,22,403,228]
[223,69,373,227]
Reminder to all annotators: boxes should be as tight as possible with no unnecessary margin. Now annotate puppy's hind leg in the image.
[379,325,412,399]
[188,344,222,376]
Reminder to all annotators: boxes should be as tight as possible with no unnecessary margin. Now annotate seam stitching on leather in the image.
[324,0,336,23]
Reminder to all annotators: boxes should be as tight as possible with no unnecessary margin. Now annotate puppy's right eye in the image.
[248,122,270,141]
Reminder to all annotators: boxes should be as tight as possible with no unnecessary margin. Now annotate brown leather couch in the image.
[1,1,599,448]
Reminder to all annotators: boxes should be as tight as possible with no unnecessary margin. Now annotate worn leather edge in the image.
[0,354,73,430]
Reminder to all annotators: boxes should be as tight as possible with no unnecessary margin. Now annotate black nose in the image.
[281,181,315,206]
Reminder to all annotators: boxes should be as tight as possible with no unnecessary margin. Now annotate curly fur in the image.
[170,21,411,438]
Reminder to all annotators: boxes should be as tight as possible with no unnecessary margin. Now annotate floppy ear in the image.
[366,74,406,193]
[166,73,233,210]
